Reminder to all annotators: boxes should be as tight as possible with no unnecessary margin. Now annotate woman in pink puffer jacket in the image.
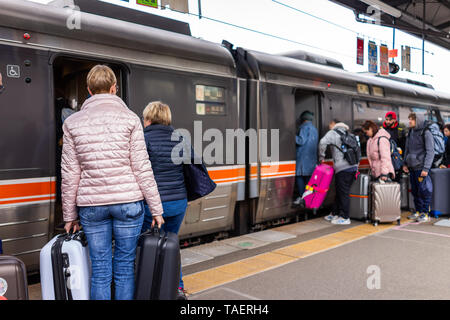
[61,65,164,300]
[362,120,395,181]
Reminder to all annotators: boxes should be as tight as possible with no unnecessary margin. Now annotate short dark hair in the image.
[444,123,450,132]
[408,112,416,121]
[362,120,379,136]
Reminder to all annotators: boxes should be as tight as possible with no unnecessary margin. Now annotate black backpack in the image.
[377,136,403,171]
[333,129,361,166]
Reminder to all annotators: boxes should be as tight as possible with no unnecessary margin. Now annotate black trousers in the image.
[333,170,357,219]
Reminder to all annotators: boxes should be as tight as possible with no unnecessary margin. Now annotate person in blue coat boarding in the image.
[293,111,318,205]
[141,101,189,300]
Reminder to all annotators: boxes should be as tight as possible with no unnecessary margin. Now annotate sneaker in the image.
[407,211,420,220]
[293,197,302,206]
[176,287,187,300]
[416,213,430,223]
[331,217,351,225]
[324,213,339,221]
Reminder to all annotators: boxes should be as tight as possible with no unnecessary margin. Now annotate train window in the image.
[353,101,395,128]
[372,86,384,97]
[441,110,450,123]
[356,84,370,95]
[398,106,431,131]
[195,85,226,116]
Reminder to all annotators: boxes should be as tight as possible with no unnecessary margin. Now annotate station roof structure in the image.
[330,0,450,50]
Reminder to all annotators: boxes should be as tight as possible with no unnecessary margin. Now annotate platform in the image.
[27,212,450,300]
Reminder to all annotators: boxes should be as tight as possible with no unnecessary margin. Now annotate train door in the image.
[294,90,320,132]
[51,56,127,233]
[291,90,321,207]
[0,44,52,271]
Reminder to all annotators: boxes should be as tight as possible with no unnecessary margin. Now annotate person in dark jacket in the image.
[382,111,404,150]
[293,111,318,205]
[142,101,188,300]
[441,124,450,168]
[403,112,434,222]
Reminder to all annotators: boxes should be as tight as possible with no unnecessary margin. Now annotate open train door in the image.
[50,54,128,233]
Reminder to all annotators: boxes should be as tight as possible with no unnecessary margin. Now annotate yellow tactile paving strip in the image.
[184,214,409,295]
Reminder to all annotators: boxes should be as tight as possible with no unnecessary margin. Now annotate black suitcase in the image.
[0,255,28,300]
[134,227,180,300]
[430,168,450,217]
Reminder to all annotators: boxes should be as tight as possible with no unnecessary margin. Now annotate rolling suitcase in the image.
[349,173,370,221]
[40,231,91,300]
[400,173,410,210]
[0,256,28,300]
[301,164,334,211]
[134,227,180,300]
[371,180,401,226]
[429,168,450,217]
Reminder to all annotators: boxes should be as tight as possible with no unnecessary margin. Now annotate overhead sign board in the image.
[368,41,378,73]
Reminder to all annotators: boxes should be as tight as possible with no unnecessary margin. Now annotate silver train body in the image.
[0,0,449,272]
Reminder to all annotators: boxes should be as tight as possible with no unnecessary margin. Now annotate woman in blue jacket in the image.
[142,101,188,300]
[293,111,319,205]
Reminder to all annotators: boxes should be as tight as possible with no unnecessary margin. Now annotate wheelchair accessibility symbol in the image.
[7,65,20,78]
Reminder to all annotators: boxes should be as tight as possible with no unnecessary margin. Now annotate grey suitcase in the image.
[349,173,370,221]
[0,256,28,300]
[429,168,450,217]
[371,181,401,226]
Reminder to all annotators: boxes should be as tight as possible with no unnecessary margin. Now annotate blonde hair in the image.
[143,101,172,126]
[86,65,117,95]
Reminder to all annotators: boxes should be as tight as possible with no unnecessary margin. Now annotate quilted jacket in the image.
[61,94,163,222]
[366,128,395,179]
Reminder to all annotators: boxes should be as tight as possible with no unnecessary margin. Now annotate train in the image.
[0,0,449,273]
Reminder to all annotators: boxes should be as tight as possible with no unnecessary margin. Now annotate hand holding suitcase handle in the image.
[64,220,80,234]
[151,215,165,230]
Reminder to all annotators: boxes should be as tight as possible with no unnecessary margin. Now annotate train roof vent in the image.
[52,0,191,36]
[280,50,344,69]
[375,74,434,89]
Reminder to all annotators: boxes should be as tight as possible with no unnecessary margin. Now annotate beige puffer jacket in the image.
[61,94,163,222]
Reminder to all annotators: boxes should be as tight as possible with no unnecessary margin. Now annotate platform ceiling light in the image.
[359,0,402,18]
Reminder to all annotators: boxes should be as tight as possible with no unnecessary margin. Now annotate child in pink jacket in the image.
[362,120,395,181]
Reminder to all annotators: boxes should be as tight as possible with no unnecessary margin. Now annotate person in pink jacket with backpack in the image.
[362,120,395,181]
[61,65,164,300]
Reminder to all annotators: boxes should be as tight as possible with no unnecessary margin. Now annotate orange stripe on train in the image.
[0,181,56,199]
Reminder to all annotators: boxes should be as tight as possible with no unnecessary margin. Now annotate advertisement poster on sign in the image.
[402,46,411,71]
[380,44,389,75]
[368,41,378,73]
[357,37,364,65]
[136,0,158,8]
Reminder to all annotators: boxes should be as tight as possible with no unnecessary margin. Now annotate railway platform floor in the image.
[27,211,450,300]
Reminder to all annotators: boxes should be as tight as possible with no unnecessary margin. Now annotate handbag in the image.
[183,159,216,202]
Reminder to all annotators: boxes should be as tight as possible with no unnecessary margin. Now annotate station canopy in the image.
[331,0,450,50]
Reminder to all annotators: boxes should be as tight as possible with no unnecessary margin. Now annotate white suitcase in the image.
[40,232,91,300]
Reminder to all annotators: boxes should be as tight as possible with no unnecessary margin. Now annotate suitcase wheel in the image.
[373,221,378,227]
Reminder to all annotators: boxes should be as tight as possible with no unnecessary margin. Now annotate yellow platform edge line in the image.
[184,216,407,295]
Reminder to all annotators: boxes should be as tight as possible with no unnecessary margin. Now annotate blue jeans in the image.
[296,175,311,198]
[409,170,433,213]
[141,198,187,289]
[79,200,144,300]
